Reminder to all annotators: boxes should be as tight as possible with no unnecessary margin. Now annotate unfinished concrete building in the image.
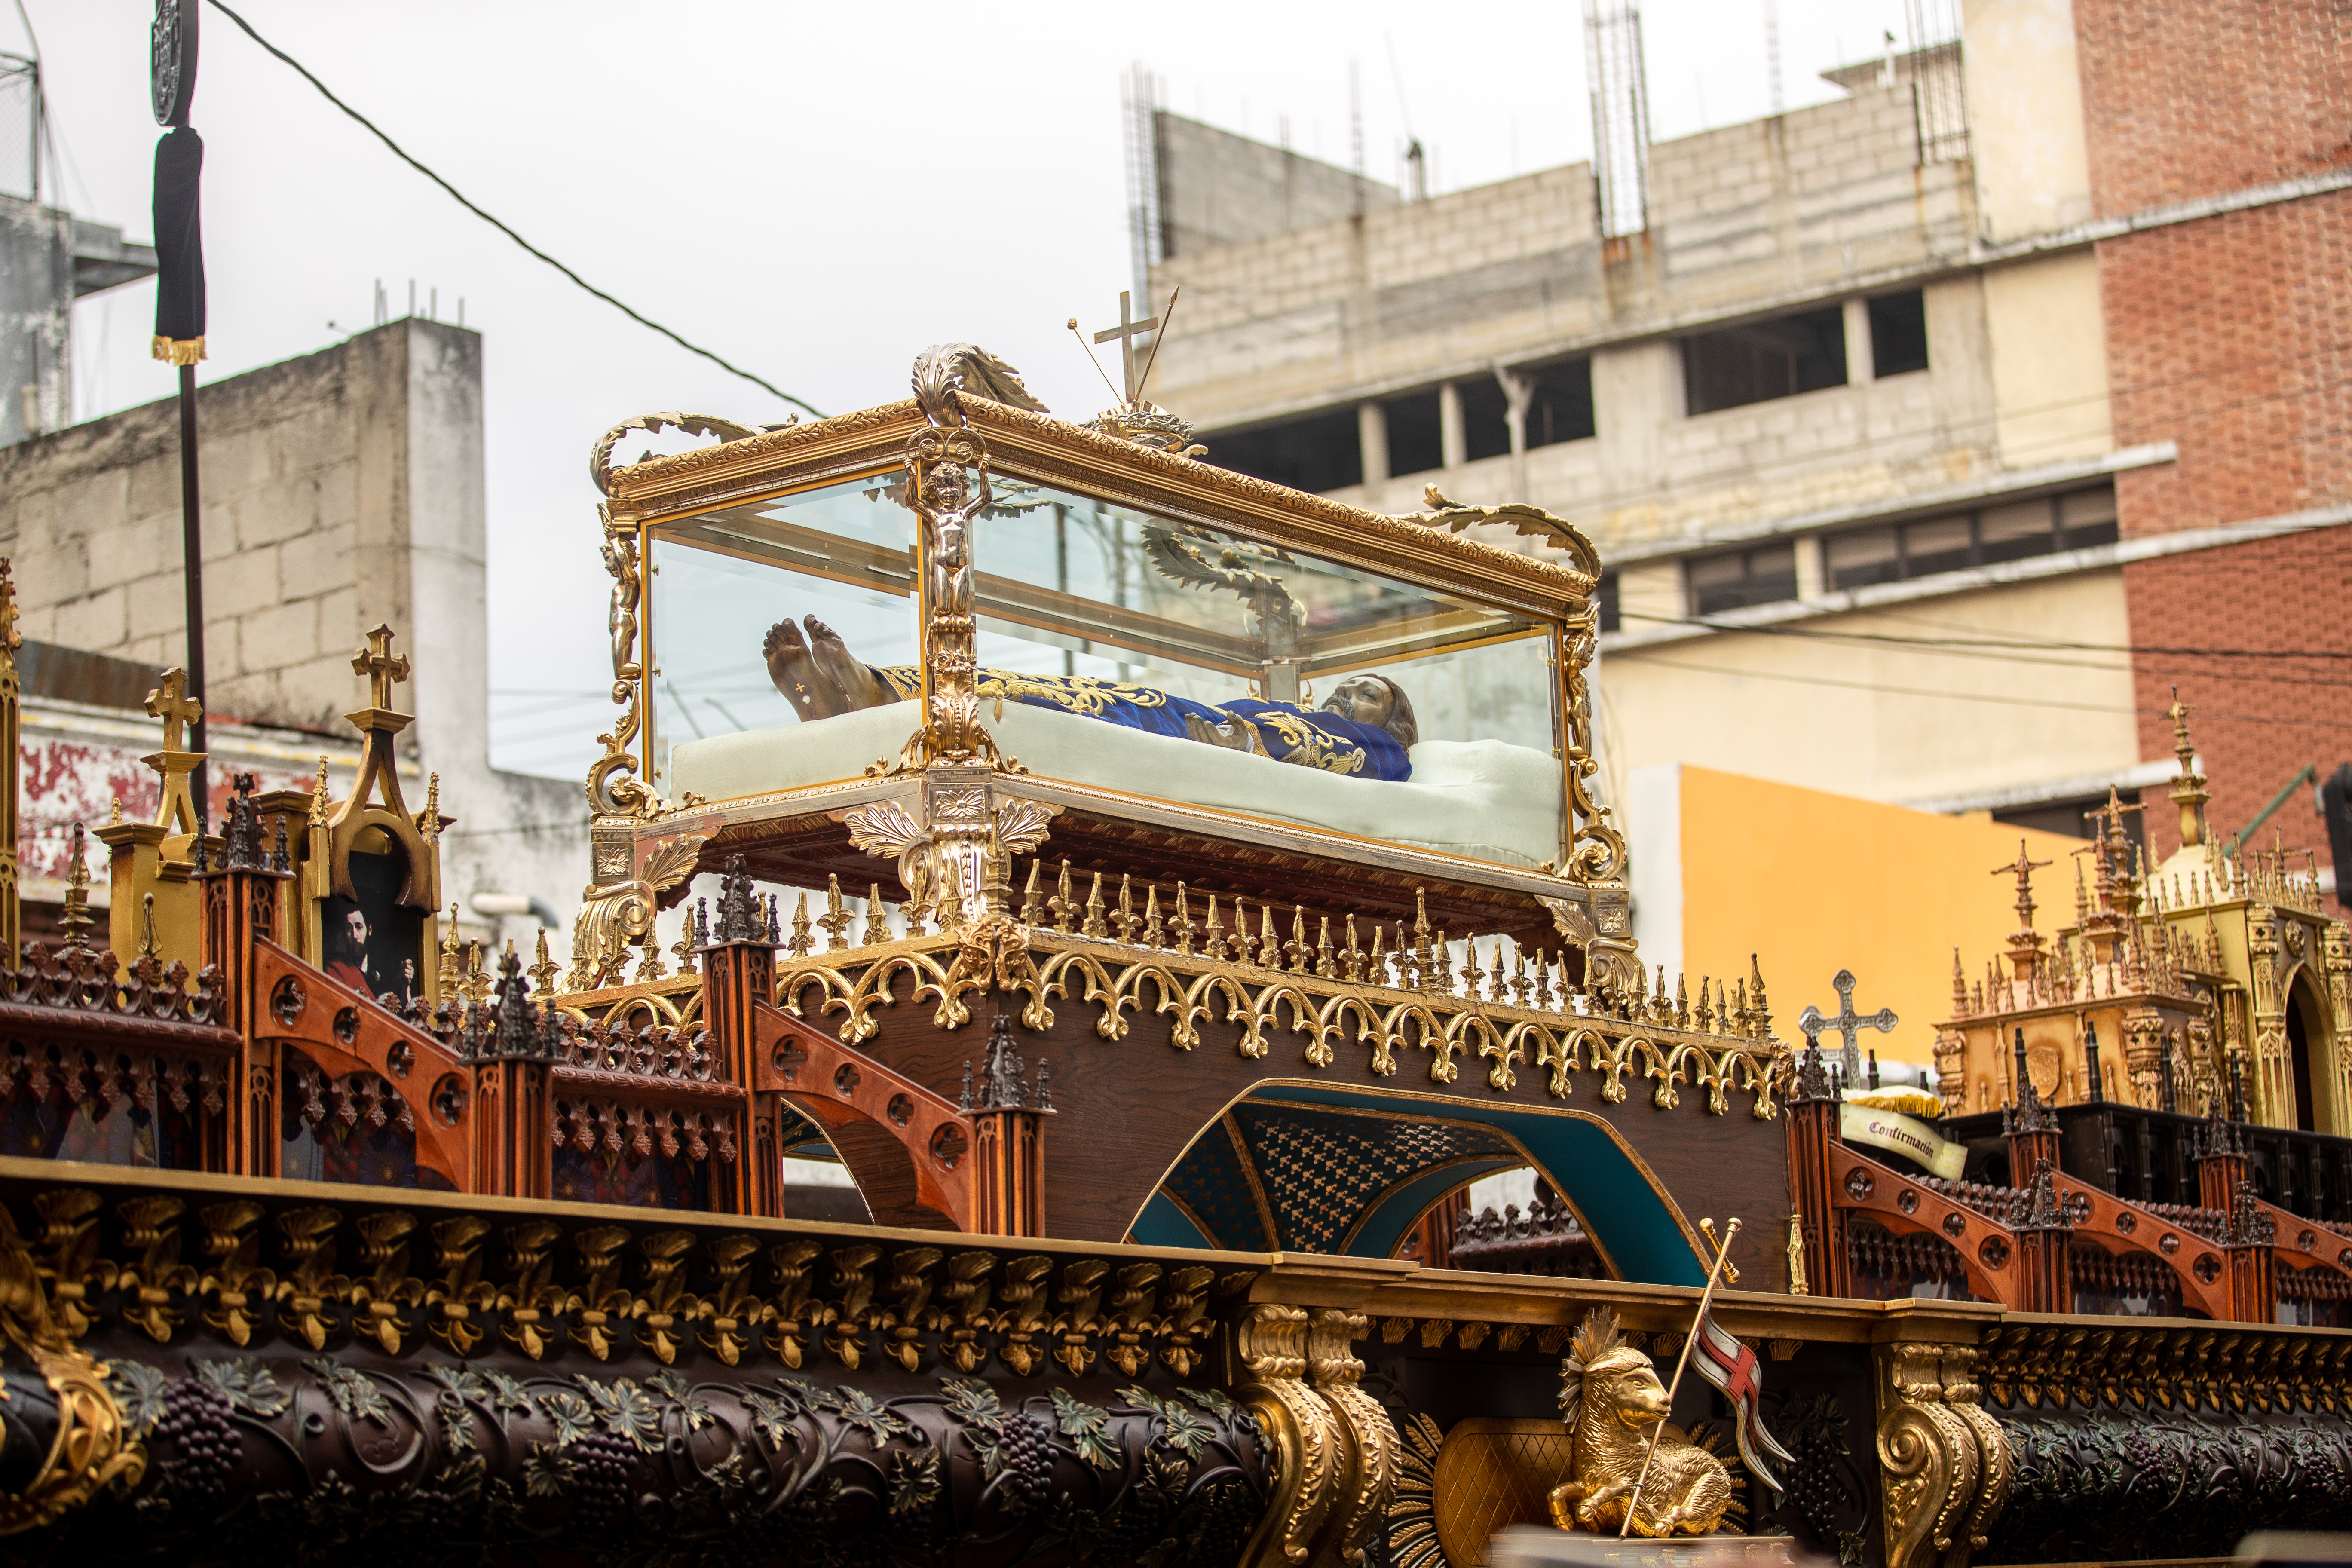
[0,320,586,945]
[1135,0,2352,947]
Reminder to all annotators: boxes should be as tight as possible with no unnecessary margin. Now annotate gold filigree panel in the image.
[1434,1418,1572,1568]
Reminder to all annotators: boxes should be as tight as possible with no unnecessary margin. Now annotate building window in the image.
[1687,542,1799,615]
[1382,390,1444,478]
[1869,291,1930,378]
[1204,408,1363,493]
[1525,357,1596,448]
[1596,568,1620,633]
[1682,307,1848,415]
[1994,790,2144,850]
[1825,484,2119,591]
[1456,377,1515,463]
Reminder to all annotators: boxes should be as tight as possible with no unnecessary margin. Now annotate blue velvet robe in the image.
[870,666,1411,781]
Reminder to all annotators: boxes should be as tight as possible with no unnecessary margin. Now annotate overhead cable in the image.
[203,0,824,420]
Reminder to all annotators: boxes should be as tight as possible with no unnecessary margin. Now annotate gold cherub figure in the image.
[1548,1306,1733,1537]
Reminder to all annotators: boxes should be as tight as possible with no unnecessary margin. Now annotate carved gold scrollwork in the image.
[1307,1308,1395,1568]
[566,830,704,993]
[1235,1304,1396,1568]
[836,792,1061,939]
[1237,1305,1338,1567]
[0,1204,146,1535]
[585,508,667,824]
[1876,1341,2011,1568]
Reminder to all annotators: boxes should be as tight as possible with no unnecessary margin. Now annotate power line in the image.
[1619,609,2352,662]
[1609,651,2352,730]
[203,1,824,421]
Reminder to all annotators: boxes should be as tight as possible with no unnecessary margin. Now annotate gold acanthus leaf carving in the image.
[1399,483,1603,583]
[590,411,791,498]
[641,836,706,896]
[840,802,926,861]
[992,799,1062,857]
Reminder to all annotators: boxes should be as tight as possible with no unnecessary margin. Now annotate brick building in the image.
[1128,0,2352,946]
[2072,0,2352,863]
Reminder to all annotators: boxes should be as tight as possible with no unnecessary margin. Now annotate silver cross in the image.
[1798,968,1897,1084]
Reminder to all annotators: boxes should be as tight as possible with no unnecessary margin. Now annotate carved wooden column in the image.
[701,856,781,1218]
[2008,1159,2074,1314]
[2222,1182,2279,1324]
[0,561,18,956]
[469,950,560,1200]
[2001,1029,2060,1182]
[2194,1110,2249,1213]
[2248,911,2291,1127]
[963,1013,1052,1237]
[1784,1039,1849,1298]
[2193,1112,2277,1321]
[200,777,290,1177]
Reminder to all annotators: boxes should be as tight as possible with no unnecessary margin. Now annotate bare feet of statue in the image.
[805,617,892,714]
[763,618,836,720]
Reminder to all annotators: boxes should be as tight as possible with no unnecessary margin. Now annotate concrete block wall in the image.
[1156,113,1396,257]
[0,319,587,936]
[1155,82,1975,426]
[1148,80,1995,563]
[0,328,402,731]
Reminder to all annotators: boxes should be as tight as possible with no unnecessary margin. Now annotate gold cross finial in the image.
[1091,290,1160,404]
[144,667,203,753]
[2167,685,2196,770]
[1993,839,2054,933]
[352,623,411,711]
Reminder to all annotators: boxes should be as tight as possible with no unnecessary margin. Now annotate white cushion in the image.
[670,699,1562,869]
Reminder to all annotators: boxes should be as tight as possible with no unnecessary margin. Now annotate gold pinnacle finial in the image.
[527,926,560,994]
[2166,685,2212,849]
[58,822,93,949]
[311,756,331,825]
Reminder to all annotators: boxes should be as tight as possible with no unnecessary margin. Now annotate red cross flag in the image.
[1692,1308,1796,1494]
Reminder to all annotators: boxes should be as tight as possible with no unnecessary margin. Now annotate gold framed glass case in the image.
[643,463,1568,873]
[580,363,1623,992]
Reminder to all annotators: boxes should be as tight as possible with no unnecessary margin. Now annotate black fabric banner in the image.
[151,126,206,361]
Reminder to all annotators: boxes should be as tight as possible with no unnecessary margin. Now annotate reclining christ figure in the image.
[763,616,1421,781]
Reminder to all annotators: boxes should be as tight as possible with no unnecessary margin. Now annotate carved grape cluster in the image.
[997,1410,1054,1517]
[565,1431,636,1532]
[152,1380,237,1502]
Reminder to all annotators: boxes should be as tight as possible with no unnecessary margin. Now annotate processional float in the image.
[0,338,2344,1566]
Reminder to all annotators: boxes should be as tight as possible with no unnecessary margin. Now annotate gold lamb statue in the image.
[1548,1306,1733,1537]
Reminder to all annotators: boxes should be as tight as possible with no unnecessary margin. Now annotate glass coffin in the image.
[647,469,1568,871]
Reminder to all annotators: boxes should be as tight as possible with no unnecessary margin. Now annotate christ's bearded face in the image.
[1321,676,1395,730]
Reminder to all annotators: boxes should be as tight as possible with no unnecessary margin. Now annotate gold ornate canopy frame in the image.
[563,350,1631,996]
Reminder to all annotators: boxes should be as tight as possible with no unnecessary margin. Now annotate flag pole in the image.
[176,362,207,821]
[151,0,208,824]
[1617,1215,1742,1538]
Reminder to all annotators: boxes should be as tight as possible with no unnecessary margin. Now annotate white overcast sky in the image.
[19,0,1924,781]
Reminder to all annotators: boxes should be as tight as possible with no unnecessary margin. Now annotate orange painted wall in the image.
[1675,766,2085,1065]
